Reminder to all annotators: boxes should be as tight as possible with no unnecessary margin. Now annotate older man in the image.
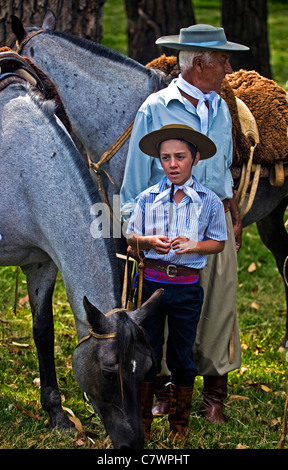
[120,24,249,425]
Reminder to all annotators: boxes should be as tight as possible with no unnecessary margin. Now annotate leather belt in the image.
[144,259,199,277]
[222,199,230,212]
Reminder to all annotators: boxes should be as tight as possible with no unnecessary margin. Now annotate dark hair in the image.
[158,138,198,160]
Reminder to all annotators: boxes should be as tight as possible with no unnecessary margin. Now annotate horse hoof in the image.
[46,414,76,431]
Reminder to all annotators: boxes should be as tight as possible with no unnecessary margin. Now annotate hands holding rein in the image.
[127,234,225,256]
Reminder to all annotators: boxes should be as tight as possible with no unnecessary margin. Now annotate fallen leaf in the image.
[261,384,272,393]
[18,295,29,306]
[68,415,83,431]
[236,443,249,449]
[15,403,41,420]
[227,395,250,402]
[33,378,41,388]
[63,407,83,431]
[248,262,257,273]
[12,341,31,348]
[251,302,259,310]
[74,438,85,447]
[271,417,282,427]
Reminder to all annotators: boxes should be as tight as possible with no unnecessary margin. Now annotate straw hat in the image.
[139,124,216,160]
[156,24,249,52]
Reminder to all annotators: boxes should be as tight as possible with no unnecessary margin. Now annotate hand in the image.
[170,236,197,254]
[150,235,171,254]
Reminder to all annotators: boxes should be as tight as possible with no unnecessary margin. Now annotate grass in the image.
[0,218,287,450]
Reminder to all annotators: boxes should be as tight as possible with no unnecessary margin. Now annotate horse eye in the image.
[102,369,117,382]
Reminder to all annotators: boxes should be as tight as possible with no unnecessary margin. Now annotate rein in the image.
[87,120,134,222]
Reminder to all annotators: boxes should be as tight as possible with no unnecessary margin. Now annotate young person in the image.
[126,124,227,439]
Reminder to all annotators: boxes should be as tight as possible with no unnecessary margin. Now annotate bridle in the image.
[75,308,126,348]
[15,29,45,54]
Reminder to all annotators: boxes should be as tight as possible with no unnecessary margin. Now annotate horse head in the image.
[72,288,163,449]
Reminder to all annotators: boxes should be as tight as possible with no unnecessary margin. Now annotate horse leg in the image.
[256,196,288,351]
[21,259,74,429]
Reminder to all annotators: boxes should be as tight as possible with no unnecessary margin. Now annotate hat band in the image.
[179,40,224,47]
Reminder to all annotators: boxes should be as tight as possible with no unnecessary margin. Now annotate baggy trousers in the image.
[193,211,241,376]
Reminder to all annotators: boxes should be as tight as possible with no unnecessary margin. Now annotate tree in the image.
[0,0,107,47]
[221,0,271,78]
[124,0,195,65]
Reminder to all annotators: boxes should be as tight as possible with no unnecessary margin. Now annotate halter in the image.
[75,308,126,348]
[16,29,45,54]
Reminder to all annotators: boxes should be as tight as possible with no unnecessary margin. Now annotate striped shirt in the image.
[126,176,227,269]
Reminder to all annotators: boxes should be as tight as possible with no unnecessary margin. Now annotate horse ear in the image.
[11,15,26,43]
[42,9,56,31]
[83,296,108,333]
[129,288,164,325]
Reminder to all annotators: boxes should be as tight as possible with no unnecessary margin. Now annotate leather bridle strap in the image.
[75,307,127,348]
[76,327,116,348]
[16,29,45,54]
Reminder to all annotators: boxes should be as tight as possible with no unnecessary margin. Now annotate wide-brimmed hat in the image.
[156,24,249,52]
[139,124,216,160]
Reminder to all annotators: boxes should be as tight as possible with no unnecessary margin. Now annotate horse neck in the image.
[1,86,121,331]
[21,32,159,153]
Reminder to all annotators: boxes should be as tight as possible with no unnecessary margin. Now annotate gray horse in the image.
[0,68,161,448]
[10,11,288,349]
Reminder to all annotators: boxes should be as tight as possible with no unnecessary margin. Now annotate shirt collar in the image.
[151,175,208,195]
[165,78,221,111]
[164,79,184,106]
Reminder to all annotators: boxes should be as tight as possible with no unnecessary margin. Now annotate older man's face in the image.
[198,52,233,93]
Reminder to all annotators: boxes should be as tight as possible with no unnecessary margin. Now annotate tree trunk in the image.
[221,0,271,78]
[124,0,196,65]
[0,0,106,47]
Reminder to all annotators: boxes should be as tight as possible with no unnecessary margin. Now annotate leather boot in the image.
[200,374,228,424]
[141,382,155,440]
[152,375,171,417]
[168,384,194,439]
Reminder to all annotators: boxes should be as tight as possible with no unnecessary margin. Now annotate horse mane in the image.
[42,30,168,90]
[115,311,153,367]
[116,311,149,357]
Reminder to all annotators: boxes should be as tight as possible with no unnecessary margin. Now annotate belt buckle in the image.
[166,264,177,277]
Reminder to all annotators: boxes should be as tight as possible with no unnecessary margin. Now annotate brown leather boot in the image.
[168,384,194,439]
[200,374,228,424]
[141,382,155,440]
[152,375,171,417]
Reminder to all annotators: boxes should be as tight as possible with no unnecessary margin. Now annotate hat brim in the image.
[139,125,216,160]
[156,36,250,52]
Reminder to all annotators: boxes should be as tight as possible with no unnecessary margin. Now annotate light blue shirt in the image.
[126,176,227,270]
[120,79,233,220]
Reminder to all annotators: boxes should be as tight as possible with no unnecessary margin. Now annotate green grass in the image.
[1,0,288,451]
[0,219,287,449]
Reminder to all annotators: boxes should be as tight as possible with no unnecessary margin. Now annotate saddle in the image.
[0,49,45,94]
[0,47,72,135]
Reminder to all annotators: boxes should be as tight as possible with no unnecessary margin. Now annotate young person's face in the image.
[159,139,200,186]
